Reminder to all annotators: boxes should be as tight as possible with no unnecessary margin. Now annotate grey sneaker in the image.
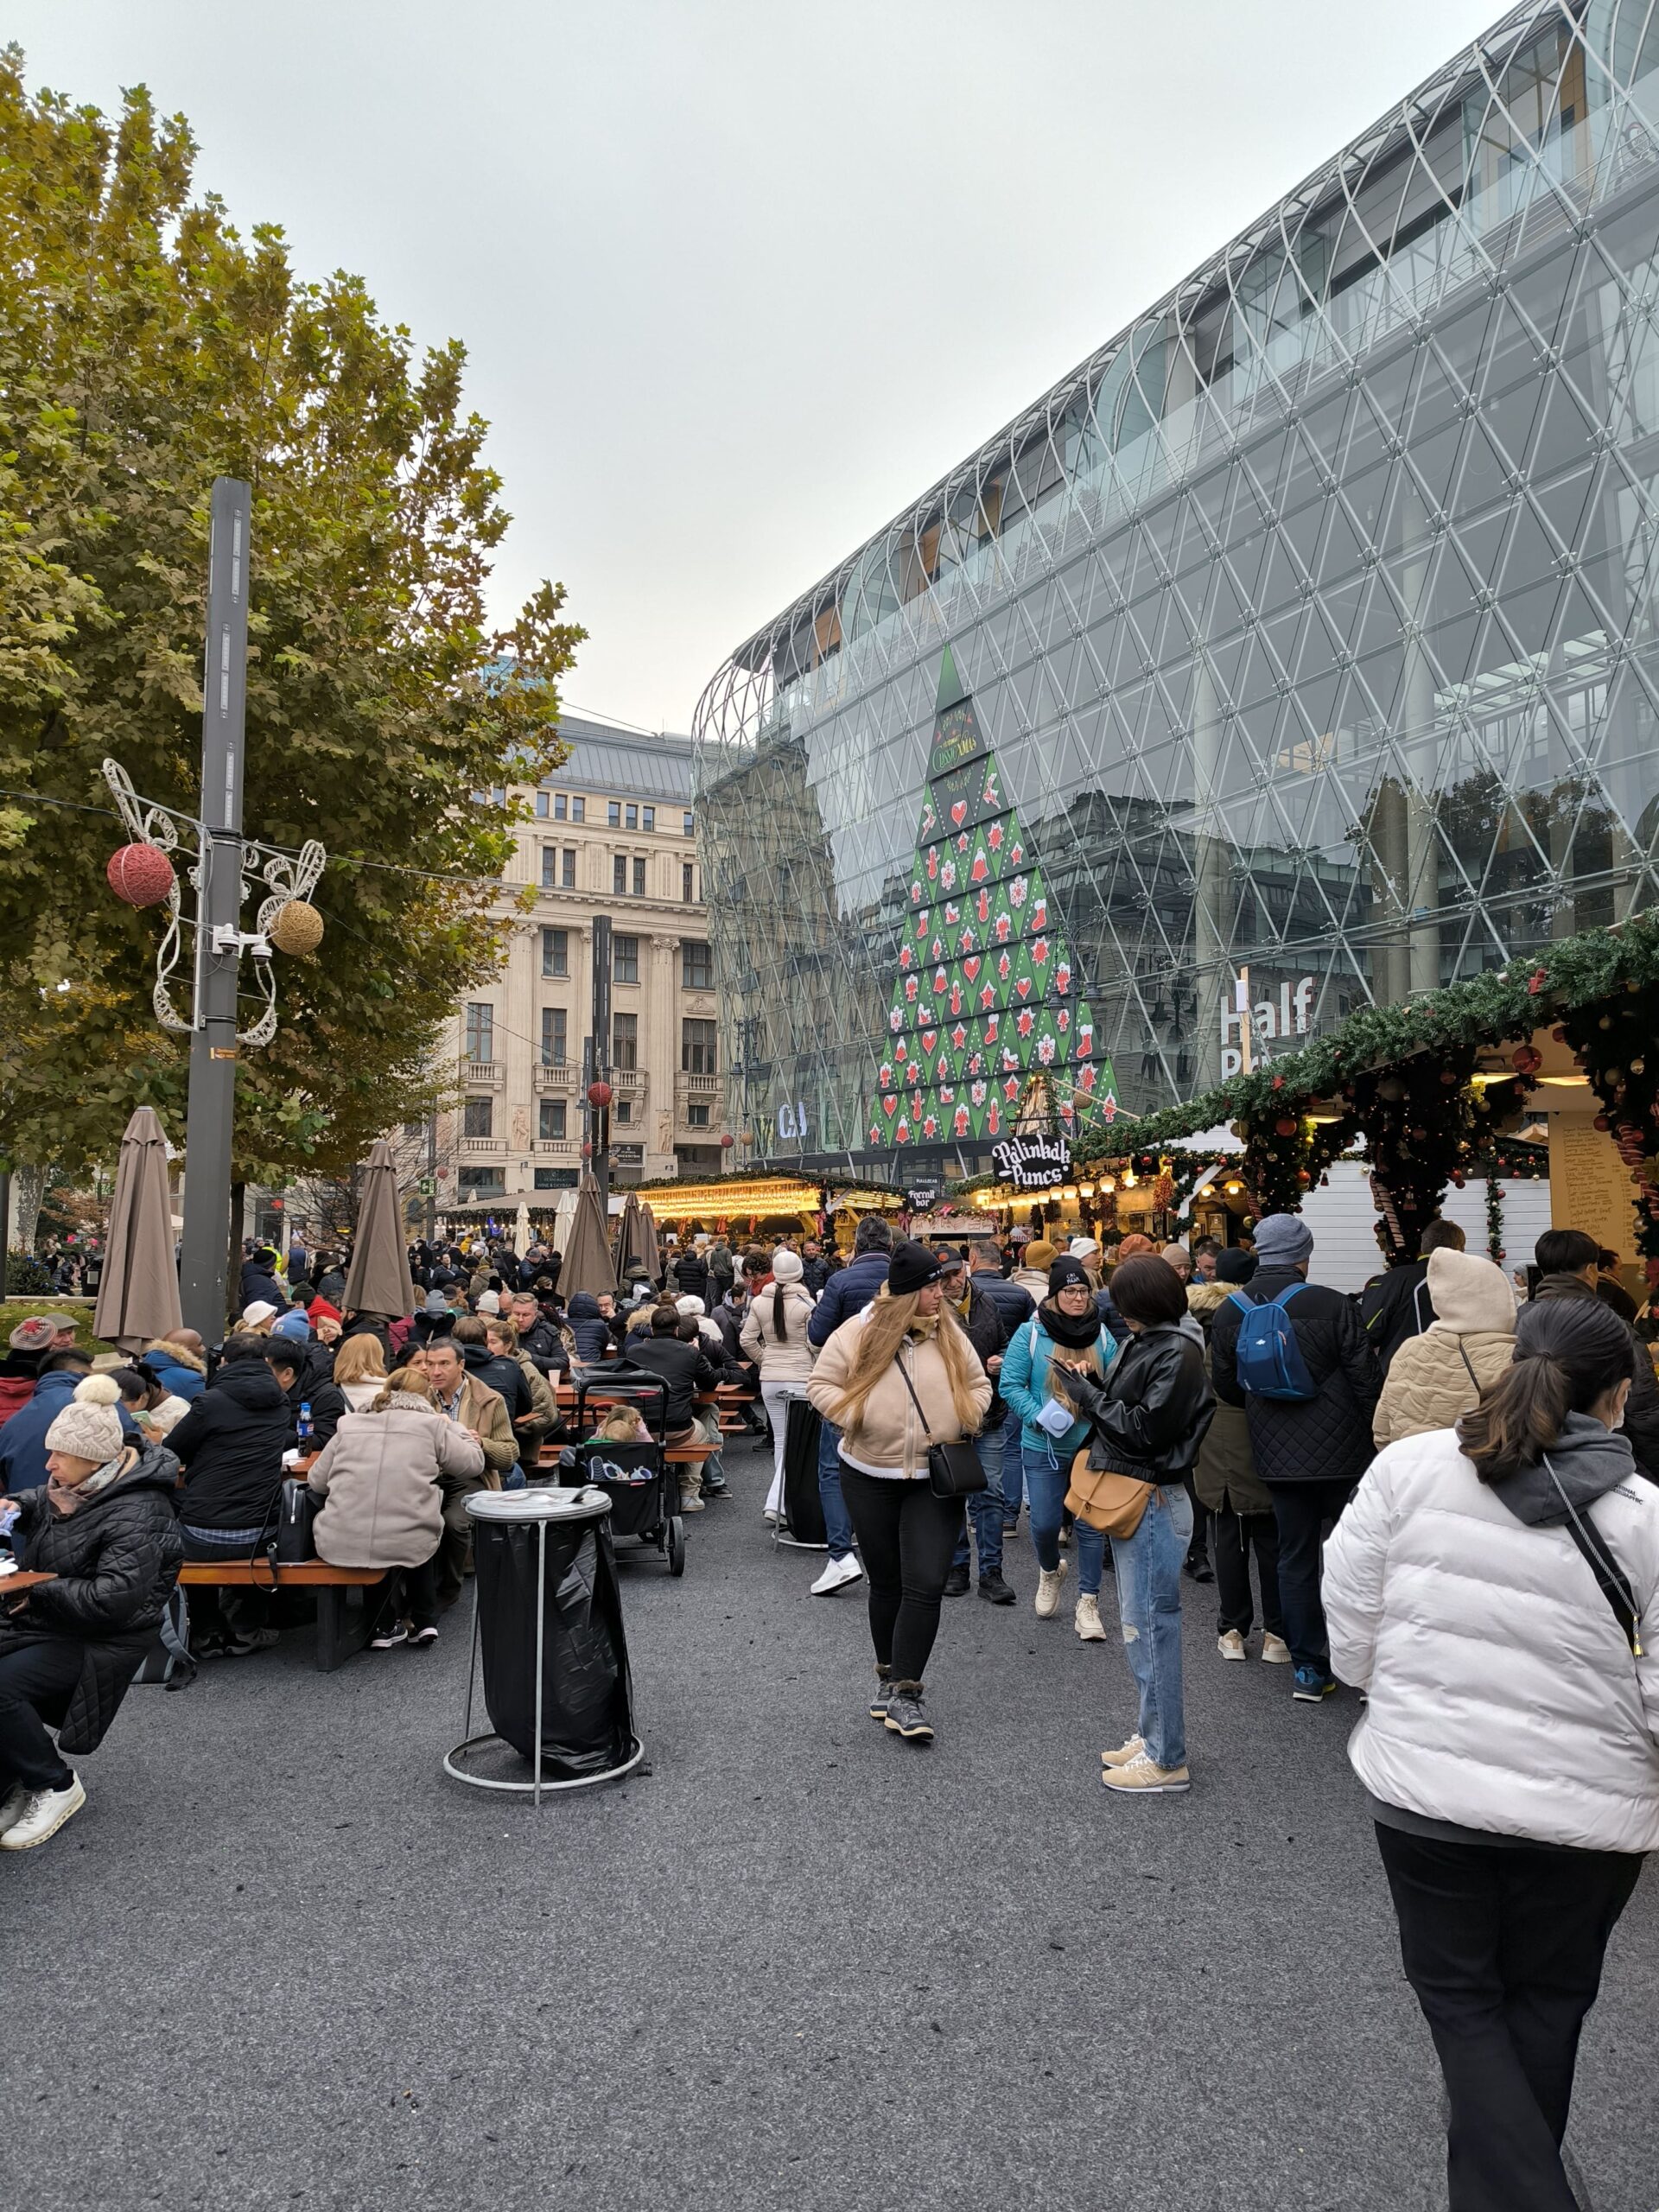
[868,1665,894,1722]
[884,1681,934,1742]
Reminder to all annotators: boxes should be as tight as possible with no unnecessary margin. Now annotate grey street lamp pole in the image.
[178,479,251,1338]
[590,914,613,1206]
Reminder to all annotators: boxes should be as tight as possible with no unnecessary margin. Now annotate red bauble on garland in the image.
[106,842,175,908]
[586,1079,613,1109]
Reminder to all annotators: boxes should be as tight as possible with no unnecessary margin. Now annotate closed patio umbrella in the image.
[638,1204,661,1283]
[94,1106,182,1355]
[561,1174,617,1300]
[614,1192,645,1278]
[341,1138,416,1319]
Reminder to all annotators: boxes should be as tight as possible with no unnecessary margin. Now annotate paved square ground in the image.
[8,1436,1655,2210]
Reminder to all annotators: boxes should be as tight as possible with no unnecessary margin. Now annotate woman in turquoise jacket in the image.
[1000,1255,1116,1639]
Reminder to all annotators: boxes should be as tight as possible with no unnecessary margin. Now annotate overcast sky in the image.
[12,0,1502,734]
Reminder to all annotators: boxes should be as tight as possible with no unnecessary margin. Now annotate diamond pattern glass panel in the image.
[694,0,1659,1165]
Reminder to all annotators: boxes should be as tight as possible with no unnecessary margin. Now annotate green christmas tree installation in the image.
[867,648,1119,1152]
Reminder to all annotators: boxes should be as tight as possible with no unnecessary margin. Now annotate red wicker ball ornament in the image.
[1274,1115,1298,1137]
[106,842,175,908]
[586,1080,613,1109]
[720,1133,736,1150]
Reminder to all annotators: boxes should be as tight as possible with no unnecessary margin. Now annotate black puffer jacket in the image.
[1358,1258,1434,1375]
[165,1357,291,1530]
[1209,1267,1378,1486]
[1067,1325,1214,1479]
[2,1444,183,1753]
[956,1281,1009,1427]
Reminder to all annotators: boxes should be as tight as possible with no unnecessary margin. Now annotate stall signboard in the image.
[990,1135,1071,1192]
[1548,1116,1637,1269]
[906,1176,943,1210]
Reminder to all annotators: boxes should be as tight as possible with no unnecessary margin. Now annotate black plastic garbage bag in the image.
[782,1395,827,1546]
[474,1507,634,1778]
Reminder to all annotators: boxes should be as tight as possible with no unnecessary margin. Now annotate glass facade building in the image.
[693,0,1659,1169]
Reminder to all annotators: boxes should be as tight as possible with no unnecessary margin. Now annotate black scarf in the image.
[1038,1295,1103,1351]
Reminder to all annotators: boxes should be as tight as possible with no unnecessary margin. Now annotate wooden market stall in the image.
[632,1170,905,1253]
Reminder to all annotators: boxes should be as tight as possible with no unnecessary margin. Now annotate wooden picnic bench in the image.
[177,1560,387,1674]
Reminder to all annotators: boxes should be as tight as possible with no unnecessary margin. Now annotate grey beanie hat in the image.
[1251,1212,1314,1267]
[423,1289,448,1317]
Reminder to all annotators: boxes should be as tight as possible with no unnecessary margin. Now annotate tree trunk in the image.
[10,1162,47,1253]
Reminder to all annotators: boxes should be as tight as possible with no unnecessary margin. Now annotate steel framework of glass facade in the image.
[693,0,1659,1170]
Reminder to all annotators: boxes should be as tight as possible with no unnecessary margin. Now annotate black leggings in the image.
[838,1464,963,1683]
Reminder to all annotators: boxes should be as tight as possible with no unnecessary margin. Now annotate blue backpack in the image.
[1228,1285,1317,1401]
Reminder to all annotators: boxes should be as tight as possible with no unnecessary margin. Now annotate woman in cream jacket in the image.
[740,1246,818,1521]
[1371,1246,1516,1446]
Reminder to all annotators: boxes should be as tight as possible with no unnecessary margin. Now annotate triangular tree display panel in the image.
[866,649,1120,1151]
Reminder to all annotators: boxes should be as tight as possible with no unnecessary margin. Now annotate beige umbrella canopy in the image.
[341,1138,416,1319]
[561,1174,618,1300]
[638,1203,662,1282]
[94,1107,182,1355]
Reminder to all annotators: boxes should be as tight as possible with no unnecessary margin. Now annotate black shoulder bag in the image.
[895,1353,986,1500]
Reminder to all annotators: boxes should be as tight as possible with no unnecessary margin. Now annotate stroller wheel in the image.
[666,1516,686,1577]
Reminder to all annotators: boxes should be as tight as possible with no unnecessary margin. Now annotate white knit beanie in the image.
[44,1372,124,1463]
[771,1248,804,1285]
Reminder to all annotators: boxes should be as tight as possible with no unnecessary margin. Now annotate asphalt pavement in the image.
[7,1430,1656,2212]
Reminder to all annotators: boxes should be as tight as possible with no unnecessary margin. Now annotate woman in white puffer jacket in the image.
[1324,1294,1659,2212]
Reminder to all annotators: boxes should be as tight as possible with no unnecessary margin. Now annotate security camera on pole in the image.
[100,479,327,1339]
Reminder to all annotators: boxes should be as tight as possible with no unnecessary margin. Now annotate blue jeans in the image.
[951,1424,1007,1577]
[816,1416,857,1560]
[1000,1404,1024,1523]
[1109,1484,1192,1770]
[1024,1438,1103,1596]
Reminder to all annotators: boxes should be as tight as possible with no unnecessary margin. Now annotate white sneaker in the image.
[1034,1560,1068,1618]
[1260,1632,1292,1664]
[1217,1629,1247,1661]
[0,1773,86,1850]
[1074,1593,1107,1642]
[810,1553,864,1596]
[0,1781,28,1836]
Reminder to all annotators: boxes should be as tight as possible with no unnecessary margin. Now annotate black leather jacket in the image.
[1066,1325,1215,1479]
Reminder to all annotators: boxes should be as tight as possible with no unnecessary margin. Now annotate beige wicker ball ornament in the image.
[269,898,324,956]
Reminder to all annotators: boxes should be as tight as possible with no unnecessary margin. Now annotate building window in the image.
[463,1096,493,1139]
[538,1098,567,1140]
[459,1167,505,1193]
[642,805,655,832]
[554,791,568,821]
[625,803,638,830]
[535,1166,577,1190]
[472,783,507,806]
[540,1007,567,1065]
[615,1097,632,1124]
[613,1013,639,1070]
[607,800,621,827]
[683,861,696,903]
[613,854,626,896]
[542,926,568,978]
[571,797,584,823]
[613,933,639,984]
[682,1018,718,1074]
[541,846,558,888]
[687,1103,710,1128]
[683,810,694,836]
[632,855,646,897]
[562,848,575,888]
[681,938,713,990]
[464,1003,493,1061]
[535,791,550,819]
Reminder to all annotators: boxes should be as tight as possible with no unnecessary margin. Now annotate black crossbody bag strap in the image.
[1542,1453,1643,1659]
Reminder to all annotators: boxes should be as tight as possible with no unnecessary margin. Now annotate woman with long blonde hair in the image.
[807,1242,991,1744]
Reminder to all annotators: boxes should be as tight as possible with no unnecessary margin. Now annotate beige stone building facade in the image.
[436,715,727,1220]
